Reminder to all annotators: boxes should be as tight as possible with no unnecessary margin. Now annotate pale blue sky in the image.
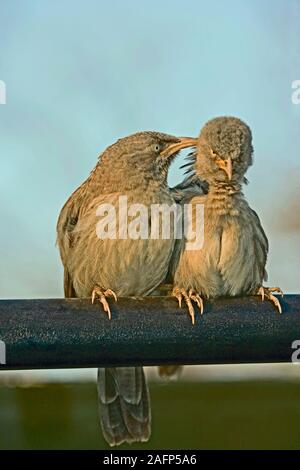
[0,0,299,299]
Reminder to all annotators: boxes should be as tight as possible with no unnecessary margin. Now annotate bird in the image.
[170,116,283,324]
[56,131,197,446]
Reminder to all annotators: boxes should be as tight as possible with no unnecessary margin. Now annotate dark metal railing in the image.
[0,295,299,370]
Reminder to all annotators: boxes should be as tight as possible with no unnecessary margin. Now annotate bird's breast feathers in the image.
[176,197,268,298]
[66,189,176,297]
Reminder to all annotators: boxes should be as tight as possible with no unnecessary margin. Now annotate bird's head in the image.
[100,131,197,188]
[195,116,253,184]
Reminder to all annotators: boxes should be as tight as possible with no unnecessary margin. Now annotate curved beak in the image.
[217,157,232,181]
[160,137,197,157]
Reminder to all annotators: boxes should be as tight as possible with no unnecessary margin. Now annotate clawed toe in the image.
[172,287,204,324]
[91,286,118,319]
[189,289,204,315]
[257,286,283,314]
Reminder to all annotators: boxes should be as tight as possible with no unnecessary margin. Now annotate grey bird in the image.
[56,131,197,446]
[170,116,283,323]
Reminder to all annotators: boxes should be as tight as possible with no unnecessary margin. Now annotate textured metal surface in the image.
[0,295,299,370]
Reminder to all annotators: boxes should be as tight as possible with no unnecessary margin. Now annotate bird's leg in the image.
[256,286,283,314]
[91,286,117,320]
[172,287,204,325]
[158,365,183,380]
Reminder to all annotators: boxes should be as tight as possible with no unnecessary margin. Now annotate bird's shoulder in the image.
[170,175,207,204]
[57,181,88,240]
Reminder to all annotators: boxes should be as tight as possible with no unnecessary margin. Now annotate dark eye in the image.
[210,148,218,158]
[154,143,160,152]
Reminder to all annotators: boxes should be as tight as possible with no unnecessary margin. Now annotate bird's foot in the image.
[158,365,183,380]
[172,287,204,325]
[91,286,117,320]
[256,286,283,314]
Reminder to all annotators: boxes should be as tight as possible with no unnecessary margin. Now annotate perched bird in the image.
[171,116,283,323]
[57,131,197,446]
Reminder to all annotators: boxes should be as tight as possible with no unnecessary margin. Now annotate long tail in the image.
[97,366,151,446]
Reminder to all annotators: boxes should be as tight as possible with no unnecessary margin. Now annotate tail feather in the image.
[97,368,118,404]
[97,366,151,446]
[102,396,130,444]
[114,367,143,404]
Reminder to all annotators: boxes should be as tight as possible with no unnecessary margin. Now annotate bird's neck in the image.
[208,180,242,193]
[88,163,169,197]
[205,181,244,216]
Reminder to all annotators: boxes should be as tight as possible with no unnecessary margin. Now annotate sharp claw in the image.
[101,297,112,320]
[199,297,204,315]
[188,306,195,323]
[271,295,282,314]
[106,306,112,320]
[189,290,204,316]
[277,304,282,315]
[257,286,283,314]
[186,300,195,325]
[173,287,204,323]
[195,295,204,315]
[105,289,117,302]
[258,286,264,302]
[91,287,114,319]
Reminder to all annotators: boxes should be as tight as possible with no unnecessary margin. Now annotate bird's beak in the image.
[216,157,232,181]
[160,137,198,157]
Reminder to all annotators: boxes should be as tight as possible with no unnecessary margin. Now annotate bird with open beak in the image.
[170,116,283,324]
[57,130,197,446]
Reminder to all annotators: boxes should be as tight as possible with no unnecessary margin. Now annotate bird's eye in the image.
[210,148,218,158]
[154,143,160,153]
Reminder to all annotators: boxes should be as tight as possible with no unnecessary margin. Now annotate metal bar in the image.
[0,296,299,370]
